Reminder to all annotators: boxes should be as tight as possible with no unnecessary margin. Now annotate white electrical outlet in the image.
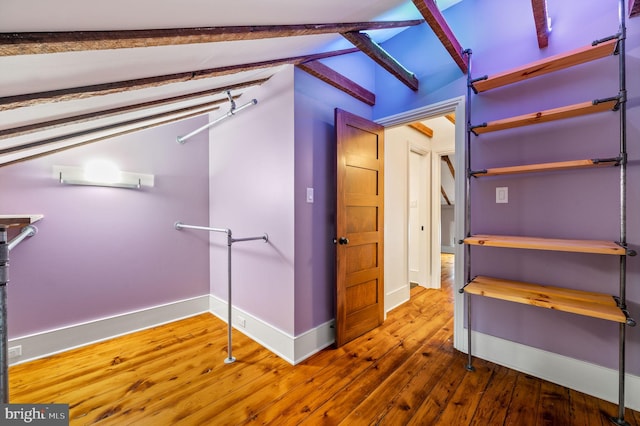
[306,188,314,203]
[496,187,508,204]
[8,345,22,359]
[237,316,246,328]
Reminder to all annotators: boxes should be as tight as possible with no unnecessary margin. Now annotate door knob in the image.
[338,237,349,245]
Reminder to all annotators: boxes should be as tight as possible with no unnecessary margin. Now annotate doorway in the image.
[378,96,467,353]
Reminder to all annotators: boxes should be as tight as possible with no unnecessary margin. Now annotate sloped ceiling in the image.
[0,0,471,165]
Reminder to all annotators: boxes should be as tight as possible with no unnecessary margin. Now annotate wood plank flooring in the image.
[9,254,640,425]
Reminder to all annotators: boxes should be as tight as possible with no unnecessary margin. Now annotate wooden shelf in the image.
[464,275,626,323]
[0,215,43,228]
[464,234,626,255]
[472,38,618,93]
[471,158,619,177]
[471,99,618,135]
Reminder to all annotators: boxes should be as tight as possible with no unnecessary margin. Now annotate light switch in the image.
[306,187,314,203]
[496,187,508,204]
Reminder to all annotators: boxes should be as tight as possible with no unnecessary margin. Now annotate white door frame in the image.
[377,96,467,353]
[408,146,431,288]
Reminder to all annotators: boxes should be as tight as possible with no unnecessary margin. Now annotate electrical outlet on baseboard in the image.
[8,345,22,359]
[237,316,246,328]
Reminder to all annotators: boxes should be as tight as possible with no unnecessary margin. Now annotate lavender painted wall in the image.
[293,57,374,335]
[208,61,375,337]
[374,0,640,373]
[209,68,296,334]
[0,117,210,338]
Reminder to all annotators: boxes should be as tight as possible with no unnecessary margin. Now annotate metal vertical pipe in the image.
[464,49,473,287]
[614,0,628,423]
[0,227,8,403]
[224,230,236,364]
[174,222,267,364]
[463,48,475,372]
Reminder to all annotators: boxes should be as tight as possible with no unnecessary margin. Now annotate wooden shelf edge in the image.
[471,99,618,135]
[0,215,44,228]
[472,38,618,93]
[464,275,626,323]
[463,234,626,255]
[471,158,619,177]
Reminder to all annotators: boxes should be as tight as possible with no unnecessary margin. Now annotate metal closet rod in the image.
[173,222,268,244]
[7,225,38,252]
[174,221,267,364]
[176,91,258,144]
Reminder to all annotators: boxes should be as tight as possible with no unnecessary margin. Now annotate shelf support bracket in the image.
[592,33,621,55]
[593,96,622,111]
[469,75,487,94]
[614,242,636,256]
[469,123,486,136]
[469,169,487,178]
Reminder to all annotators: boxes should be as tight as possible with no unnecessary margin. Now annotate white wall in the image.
[384,128,409,312]
[384,116,456,311]
[441,205,455,253]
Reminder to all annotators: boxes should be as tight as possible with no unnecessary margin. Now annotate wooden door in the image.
[335,108,384,347]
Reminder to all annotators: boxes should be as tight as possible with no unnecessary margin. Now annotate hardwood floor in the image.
[9,253,640,425]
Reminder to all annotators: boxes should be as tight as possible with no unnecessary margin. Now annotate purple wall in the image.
[374,0,640,373]
[293,56,374,335]
[209,68,296,334]
[0,117,210,338]
[207,61,374,337]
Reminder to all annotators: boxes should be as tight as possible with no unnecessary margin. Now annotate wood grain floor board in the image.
[504,373,543,425]
[468,365,518,426]
[8,254,639,425]
[352,327,458,425]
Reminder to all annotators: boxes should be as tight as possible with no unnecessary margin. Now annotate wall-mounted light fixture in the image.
[53,160,154,189]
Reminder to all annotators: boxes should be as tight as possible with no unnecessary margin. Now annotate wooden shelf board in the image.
[0,215,43,228]
[472,99,618,134]
[464,234,625,255]
[465,275,626,323]
[472,38,618,93]
[473,158,618,177]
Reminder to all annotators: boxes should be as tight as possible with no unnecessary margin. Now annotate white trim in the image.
[377,97,465,127]
[471,330,640,411]
[292,319,335,365]
[8,295,210,366]
[408,146,431,288]
[208,295,334,365]
[386,285,410,313]
[8,293,336,367]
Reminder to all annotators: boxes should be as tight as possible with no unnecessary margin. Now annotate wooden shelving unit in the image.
[471,99,618,135]
[470,158,619,177]
[0,215,43,228]
[465,275,627,323]
[464,234,626,255]
[462,5,632,423]
[471,38,618,93]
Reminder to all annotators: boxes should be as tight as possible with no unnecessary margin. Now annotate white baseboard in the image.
[470,330,640,411]
[208,295,335,365]
[8,293,335,368]
[9,295,210,366]
[385,286,410,313]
